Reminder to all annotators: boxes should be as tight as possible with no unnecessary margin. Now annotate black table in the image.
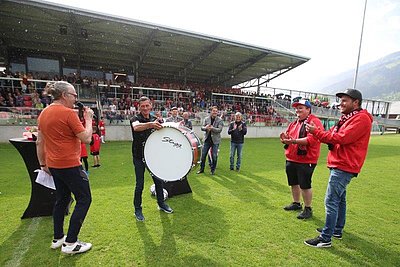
[9,138,56,219]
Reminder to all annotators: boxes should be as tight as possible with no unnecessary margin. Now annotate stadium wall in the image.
[0,125,286,143]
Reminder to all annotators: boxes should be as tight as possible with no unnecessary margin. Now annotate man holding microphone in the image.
[37,81,94,254]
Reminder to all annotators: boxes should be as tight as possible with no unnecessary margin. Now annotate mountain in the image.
[321,51,400,100]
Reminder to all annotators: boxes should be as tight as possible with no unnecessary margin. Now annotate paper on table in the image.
[34,169,56,190]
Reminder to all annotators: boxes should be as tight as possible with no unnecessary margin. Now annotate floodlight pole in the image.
[353,0,368,89]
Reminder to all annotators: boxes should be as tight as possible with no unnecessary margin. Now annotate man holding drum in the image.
[197,106,224,175]
[130,96,173,222]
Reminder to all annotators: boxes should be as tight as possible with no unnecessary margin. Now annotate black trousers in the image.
[133,158,164,209]
[50,166,92,243]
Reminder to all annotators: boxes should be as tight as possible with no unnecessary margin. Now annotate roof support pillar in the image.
[184,68,187,86]
[134,61,139,82]
[0,45,9,69]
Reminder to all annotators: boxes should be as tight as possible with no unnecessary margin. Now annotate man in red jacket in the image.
[304,89,373,248]
[280,100,323,219]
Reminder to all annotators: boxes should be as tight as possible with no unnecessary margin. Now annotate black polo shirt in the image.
[130,113,156,159]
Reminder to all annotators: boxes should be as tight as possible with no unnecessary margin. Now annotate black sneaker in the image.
[297,207,313,219]
[196,170,204,174]
[316,228,342,239]
[304,236,332,248]
[283,202,302,211]
[158,203,173,214]
[134,209,145,221]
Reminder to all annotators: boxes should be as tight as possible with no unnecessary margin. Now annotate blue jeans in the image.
[230,142,243,170]
[133,158,164,209]
[200,141,219,172]
[50,166,92,243]
[320,168,354,241]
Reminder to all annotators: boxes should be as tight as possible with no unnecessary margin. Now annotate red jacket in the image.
[313,109,372,174]
[284,114,323,164]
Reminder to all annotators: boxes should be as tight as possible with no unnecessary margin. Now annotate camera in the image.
[297,149,307,156]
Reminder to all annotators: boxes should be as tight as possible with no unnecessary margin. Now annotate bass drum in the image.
[144,123,202,182]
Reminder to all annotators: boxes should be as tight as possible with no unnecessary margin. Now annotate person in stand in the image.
[36,81,94,254]
[181,111,192,129]
[130,96,173,222]
[197,106,224,175]
[227,112,247,172]
[280,100,323,220]
[304,89,373,247]
[155,110,164,123]
[90,126,101,168]
[98,117,106,143]
[165,106,183,123]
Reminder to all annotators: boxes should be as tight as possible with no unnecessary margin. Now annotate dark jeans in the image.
[50,166,92,243]
[230,142,244,170]
[200,141,219,172]
[133,158,164,209]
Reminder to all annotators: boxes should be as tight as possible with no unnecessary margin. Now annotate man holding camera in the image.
[304,89,372,248]
[280,99,323,220]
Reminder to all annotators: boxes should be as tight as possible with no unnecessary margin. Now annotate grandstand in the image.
[0,0,399,142]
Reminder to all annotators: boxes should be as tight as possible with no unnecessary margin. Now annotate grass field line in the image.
[4,217,41,267]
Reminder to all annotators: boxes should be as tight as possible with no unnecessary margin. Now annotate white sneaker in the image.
[50,235,66,249]
[61,240,92,254]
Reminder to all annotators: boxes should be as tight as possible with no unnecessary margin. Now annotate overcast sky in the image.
[47,0,400,92]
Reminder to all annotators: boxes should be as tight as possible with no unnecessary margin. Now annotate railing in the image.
[0,77,48,93]
[0,107,40,125]
[1,77,399,132]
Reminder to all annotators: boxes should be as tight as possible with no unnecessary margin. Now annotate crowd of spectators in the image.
[0,70,305,126]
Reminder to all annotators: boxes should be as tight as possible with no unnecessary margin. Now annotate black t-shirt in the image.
[205,117,216,144]
[130,113,156,159]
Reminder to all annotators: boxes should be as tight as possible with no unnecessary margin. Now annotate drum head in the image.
[144,127,193,181]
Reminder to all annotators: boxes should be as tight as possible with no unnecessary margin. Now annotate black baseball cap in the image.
[336,88,362,101]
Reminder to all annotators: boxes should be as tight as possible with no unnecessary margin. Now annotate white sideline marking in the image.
[5,217,42,267]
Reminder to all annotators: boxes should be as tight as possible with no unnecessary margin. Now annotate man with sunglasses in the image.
[37,81,94,254]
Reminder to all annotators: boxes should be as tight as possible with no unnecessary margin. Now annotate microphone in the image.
[76,101,84,110]
[76,101,97,119]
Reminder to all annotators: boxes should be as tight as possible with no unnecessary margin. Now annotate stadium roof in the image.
[0,0,310,87]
